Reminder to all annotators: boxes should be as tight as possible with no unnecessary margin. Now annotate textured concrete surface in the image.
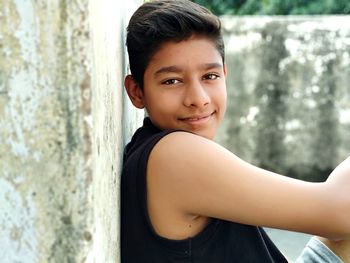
[0,0,143,262]
[0,1,93,262]
[89,0,143,262]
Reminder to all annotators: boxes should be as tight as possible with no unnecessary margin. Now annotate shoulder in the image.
[146,131,244,217]
[149,131,244,187]
[150,131,230,166]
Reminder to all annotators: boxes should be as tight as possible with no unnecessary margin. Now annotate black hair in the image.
[126,0,225,90]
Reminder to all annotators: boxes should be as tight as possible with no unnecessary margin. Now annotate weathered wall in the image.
[0,1,92,262]
[0,0,143,262]
[219,16,350,181]
[90,0,143,262]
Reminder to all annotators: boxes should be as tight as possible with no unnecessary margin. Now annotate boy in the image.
[121,0,350,262]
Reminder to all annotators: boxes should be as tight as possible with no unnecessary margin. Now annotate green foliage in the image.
[192,0,350,15]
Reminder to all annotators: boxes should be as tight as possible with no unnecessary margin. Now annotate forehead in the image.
[146,36,223,73]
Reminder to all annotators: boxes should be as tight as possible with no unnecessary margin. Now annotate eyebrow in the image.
[155,66,182,75]
[154,62,223,75]
[202,62,223,71]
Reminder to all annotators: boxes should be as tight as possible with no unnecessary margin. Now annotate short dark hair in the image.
[126,0,225,90]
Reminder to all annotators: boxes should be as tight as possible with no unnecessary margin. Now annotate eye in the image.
[162,79,180,85]
[203,73,220,80]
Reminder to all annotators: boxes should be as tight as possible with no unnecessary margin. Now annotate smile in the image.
[179,112,215,124]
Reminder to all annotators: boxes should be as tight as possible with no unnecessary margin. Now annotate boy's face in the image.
[141,36,227,140]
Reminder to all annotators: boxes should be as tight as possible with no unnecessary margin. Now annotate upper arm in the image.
[147,132,349,239]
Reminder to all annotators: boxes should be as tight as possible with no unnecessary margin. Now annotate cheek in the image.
[147,96,176,116]
[216,88,227,117]
[213,86,227,105]
[222,91,227,108]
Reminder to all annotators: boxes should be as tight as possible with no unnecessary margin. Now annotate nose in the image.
[183,80,210,108]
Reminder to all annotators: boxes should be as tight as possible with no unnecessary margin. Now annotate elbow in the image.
[319,188,350,240]
[330,194,350,240]
[341,198,350,239]
[338,190,350,239]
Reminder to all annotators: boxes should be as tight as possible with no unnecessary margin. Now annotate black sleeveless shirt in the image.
[121,118,288,263]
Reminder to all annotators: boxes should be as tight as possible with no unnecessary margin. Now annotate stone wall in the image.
[219,16,350,181]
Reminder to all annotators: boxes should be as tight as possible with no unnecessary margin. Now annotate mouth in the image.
[179,112,215,124]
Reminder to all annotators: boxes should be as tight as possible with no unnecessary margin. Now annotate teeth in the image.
[188,116,206,121]
[180,113,213,121]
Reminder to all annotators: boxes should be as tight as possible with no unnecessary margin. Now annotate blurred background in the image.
[192,0,350,261]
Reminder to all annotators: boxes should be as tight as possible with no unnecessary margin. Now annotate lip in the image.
[179,112,215,125]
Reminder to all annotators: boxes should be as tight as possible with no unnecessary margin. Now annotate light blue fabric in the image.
[295,237,343,263]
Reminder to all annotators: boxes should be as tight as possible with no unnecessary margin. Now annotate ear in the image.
[124,75,145,109]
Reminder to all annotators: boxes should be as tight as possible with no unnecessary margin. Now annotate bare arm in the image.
[317,237,350,262]
[148,132,350,239]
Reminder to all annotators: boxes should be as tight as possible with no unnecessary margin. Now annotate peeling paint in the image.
[1,0,94,262]
[0,0,149,262]
[13,0,39,65]
[0,178,37,263]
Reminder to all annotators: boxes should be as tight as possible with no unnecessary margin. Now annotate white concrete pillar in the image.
[89,0,143,262]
